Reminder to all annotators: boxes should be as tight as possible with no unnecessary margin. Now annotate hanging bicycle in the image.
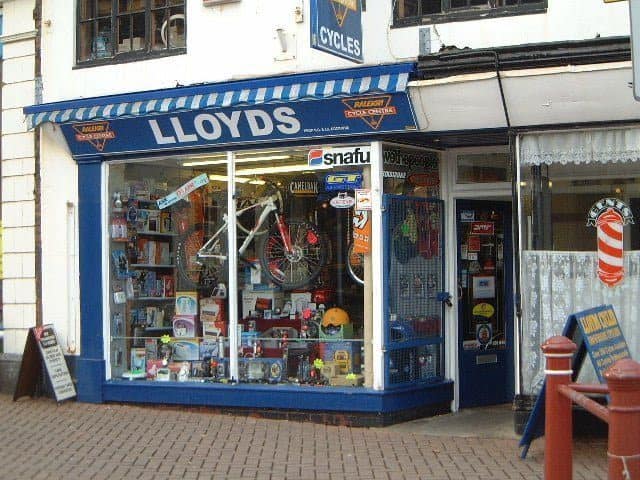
[175,185,328,290]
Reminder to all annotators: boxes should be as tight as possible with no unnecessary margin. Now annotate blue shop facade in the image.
[26,63,454,425]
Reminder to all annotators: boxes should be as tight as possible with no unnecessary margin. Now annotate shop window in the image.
[393,0,546,25]
[518,131,640,396]
[456,152,511,184]
[382,146,440,197]
[107,147,372,386]
[77,0,185,64]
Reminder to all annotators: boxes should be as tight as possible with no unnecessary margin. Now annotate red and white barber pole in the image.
[587,198,634,287]
[596,208,624,287]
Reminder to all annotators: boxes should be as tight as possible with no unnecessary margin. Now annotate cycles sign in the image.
[60,95,416,160]
[311,0,363,64]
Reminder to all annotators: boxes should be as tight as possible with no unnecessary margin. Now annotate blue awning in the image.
[25,63,414,129]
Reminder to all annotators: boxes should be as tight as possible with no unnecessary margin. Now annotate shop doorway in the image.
[456,200,514,408]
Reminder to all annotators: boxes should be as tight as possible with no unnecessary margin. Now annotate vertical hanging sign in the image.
[310,0,363,64]
[586,198,634,287]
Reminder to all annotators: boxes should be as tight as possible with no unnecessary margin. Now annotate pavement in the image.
[0,394,607,480]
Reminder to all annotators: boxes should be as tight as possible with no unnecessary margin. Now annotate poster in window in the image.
[472,276,495,299]
[352,209,371,254]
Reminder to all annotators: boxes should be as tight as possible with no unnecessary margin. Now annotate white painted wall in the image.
[38,0,632,103]
[0,0,37,354]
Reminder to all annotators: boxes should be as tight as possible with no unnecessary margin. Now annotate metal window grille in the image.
[384,195,445,386]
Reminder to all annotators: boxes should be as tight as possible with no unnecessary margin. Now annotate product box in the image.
[318,341,362,375]
[144,338,158,360]
[173,315,196,337]
[199,338,220,359]
[290,291,312,314]
[241,287,283,318]
[130,347,146,373]
[201,297,226,336]
[176,291,198,315]
[171,339,200,361]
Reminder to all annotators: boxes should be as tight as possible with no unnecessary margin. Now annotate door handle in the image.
[437,292,453,307]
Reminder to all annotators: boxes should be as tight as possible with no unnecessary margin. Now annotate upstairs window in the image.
[77,0,185,64]
[394,0,546,25]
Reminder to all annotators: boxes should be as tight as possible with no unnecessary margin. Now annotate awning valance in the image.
[24,63,414,129]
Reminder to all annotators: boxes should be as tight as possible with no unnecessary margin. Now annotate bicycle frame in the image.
[197,193,291,263]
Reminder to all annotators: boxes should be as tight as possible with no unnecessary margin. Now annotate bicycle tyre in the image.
[259,220,326,290]
[175,228,225,289]
[347,242,365,286]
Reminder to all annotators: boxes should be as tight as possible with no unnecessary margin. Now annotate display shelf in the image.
[130,263,176,268]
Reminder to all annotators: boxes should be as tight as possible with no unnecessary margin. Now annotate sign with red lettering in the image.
[471,222,494,235]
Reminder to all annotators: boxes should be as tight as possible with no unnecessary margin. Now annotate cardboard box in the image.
[318,341,362,374]
[171,339,200,361]
[290,292,312,314]
[241,287,283,318]
[173,315,196,337]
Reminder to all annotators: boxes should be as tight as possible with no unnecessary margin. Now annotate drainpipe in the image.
[33,0,43,327]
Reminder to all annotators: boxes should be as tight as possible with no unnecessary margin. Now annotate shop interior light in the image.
[208,174,265,185]
[183,155,291,167]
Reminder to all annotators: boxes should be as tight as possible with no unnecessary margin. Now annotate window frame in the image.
[392,0,547,28]
[76,0,186,67]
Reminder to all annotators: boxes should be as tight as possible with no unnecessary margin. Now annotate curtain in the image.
[521,250,640,395]
[521,127,640,166]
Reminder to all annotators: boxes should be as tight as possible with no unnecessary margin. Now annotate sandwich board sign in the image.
[13,325,76,402]
[519,304,631,458]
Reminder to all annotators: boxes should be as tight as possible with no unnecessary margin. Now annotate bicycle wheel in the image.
[347,242,365,286]
[259,220,326,289]
[175,228,225,290]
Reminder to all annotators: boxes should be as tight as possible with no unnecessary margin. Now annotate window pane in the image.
[98,0,112,16]
[396,0,419,19]
[421,0,442,14]
[151,9,167,50]
[119,0,145,13]
[456,153,511,184]
[153,0,168,6]
[451,0,468,7]
[78,21,94,61]
[93,19,113,58]
[79,0,96,21]
[117,15,131,53]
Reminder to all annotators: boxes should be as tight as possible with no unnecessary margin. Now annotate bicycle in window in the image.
[175,185,328,290]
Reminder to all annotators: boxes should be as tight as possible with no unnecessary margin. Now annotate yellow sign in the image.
[473,302,495,318]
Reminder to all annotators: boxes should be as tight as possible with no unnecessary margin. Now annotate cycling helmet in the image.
[321,307,350,327]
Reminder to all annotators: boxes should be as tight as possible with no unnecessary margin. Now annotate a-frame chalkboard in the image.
[13,325,76,402]
[519,304,631,458]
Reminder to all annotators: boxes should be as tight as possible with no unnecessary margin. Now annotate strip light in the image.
[208,174,265,185]
[183,155,291,167]
[236,163,328,176]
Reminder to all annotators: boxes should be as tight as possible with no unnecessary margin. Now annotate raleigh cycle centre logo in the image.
[342,95,398,130]
[330,0,358,27]
[72,121,116,152]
